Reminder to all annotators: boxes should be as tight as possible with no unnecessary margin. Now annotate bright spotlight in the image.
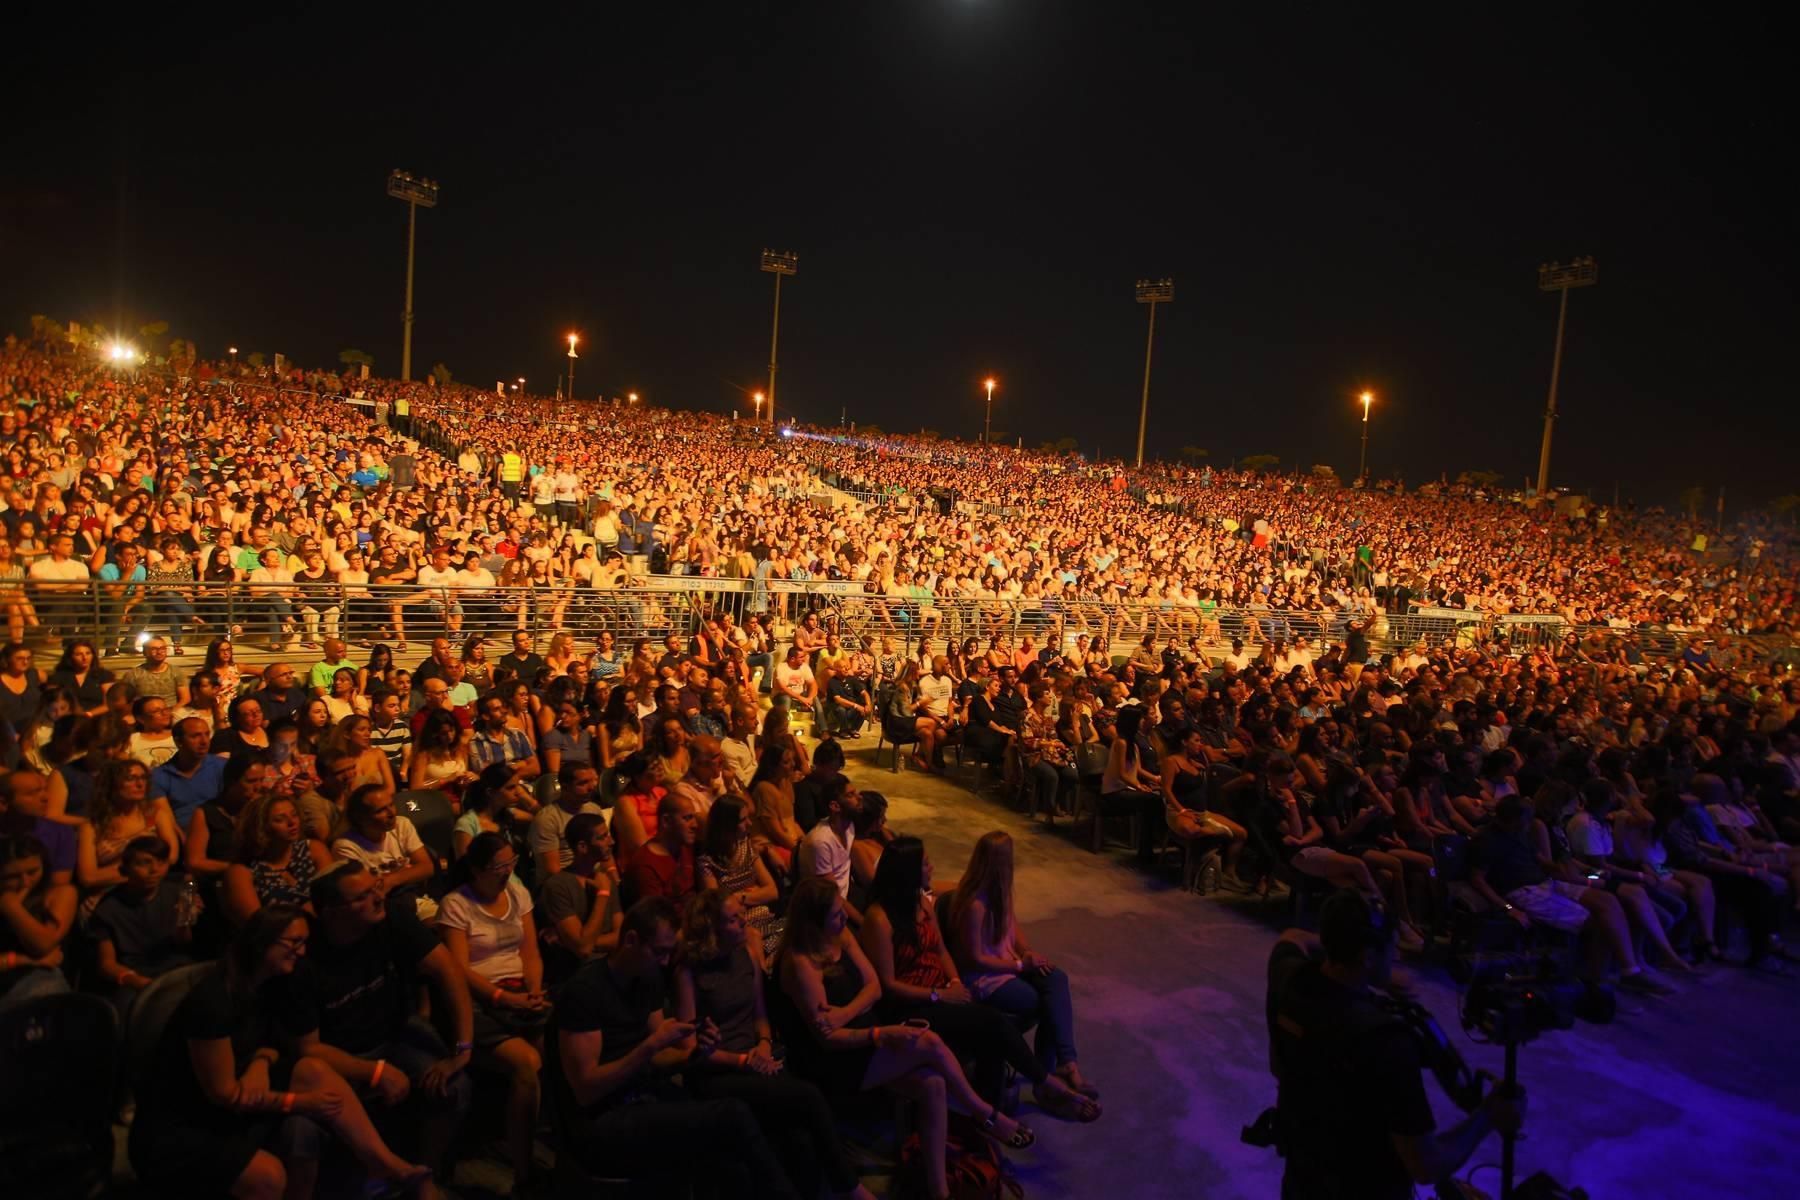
[779,426,793,439]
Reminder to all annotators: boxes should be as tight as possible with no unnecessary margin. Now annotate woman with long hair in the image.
[699,795,783,965]
[748,742,804,874]
[408,709,476,794]
[598,688,641,769]
[609,751,667,864]
[47,639,113,718]
[758,704,810,775]
[648,714,690,788]
[453,763,533,860]
[436,832,545,1188]
[1160,725,1249,890]
[673,890,875,1200]
[203,637,260,701]
[76,758,181,894]
[0,539,36,645]
[322,668,365,724]
[0,642,44,733]
[459,634,493,692]
[221,794,331,926]
[883,660,941,773]
[777,877,1035,1200]
[947,831,1100,1102]
[326,714,397,792]
[357,643,395,696]
[859,836,1099,1119]
[296,697,333,758]
[1100,705,1165,863]
[0,835,77,1014]
[127,905,430,1199]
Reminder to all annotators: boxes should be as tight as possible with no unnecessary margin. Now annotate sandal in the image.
[1035,1085,1102,1123]
[1056,1064,1102,1099]
[980,1105,1036,1149]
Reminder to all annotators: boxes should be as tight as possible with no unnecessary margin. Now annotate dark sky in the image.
[3,3,1794,504]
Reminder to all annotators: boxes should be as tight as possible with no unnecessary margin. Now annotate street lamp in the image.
[517,377,526,393]
[1357,391,1374,484]
[385,170,439,382]
[228,346,238,368]
[983,377,998,445]
[627,392,639,405]
[565,333,579,401]
[1134,278,1174,468]
[752,390,765,427]
[760,249,798,429]
[1535,257,1598,497]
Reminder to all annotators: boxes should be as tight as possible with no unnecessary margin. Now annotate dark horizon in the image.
[3,3,1794,507]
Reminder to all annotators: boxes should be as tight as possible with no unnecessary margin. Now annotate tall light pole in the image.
[752,391,765,427]
[1535,257,1598,497]
[1358,391,1374,483]
[385,170,439,382]
[565,333,579,401]
[760,249,798,429]
[983,377,997,444]
[1134,278,1173,468]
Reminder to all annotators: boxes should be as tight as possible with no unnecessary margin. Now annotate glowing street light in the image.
[228,346,239,367]
[627,392,639,405]
[752,390,766,426]
[517,377,526,393]
[983,377,998,445]
[1357,390,1374,484]
[565,333,579,401]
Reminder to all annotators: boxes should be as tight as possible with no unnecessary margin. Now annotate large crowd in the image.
[1,330,1798,1198]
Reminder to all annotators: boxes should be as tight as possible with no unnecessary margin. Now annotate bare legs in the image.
[477,1036,542,1190]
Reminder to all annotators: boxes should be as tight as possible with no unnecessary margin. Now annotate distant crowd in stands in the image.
[1,328,1798,1197]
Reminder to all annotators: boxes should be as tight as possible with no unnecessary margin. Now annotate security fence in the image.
[8,578,1791,673]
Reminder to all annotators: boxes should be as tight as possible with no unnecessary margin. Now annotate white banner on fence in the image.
[768,579,866,595]
[634,576,752,593]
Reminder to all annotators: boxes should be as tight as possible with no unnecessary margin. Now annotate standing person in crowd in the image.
[127,905,432,1200]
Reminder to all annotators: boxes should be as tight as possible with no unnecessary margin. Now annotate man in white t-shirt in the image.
[796,775,862,923]
[414,545,464,633]
[529,470,557,524]
[773,647,817,711]
[1224,639,1253,671]
[919,656,956,721]
[552,466,582,529]
[333,785,437,912]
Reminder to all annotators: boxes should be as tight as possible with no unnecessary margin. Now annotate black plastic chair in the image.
[0,993,121,1200]
[396,789,458,867]
[874,719,920,772]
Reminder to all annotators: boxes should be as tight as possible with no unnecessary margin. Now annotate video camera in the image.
[1458,949,1584,1045]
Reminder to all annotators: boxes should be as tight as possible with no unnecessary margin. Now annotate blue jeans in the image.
[155,593,198,641]
[982,966,1078,1072]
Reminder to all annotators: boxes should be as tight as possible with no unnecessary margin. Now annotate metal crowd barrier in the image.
[5,578,1788,672]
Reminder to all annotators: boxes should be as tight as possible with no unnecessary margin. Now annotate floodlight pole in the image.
[761,250,798,429]
[386,170,440,382]
[1134,278,1173,468]
[1534,257,1598,497]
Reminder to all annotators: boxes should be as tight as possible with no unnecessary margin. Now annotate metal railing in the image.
[3,578,1788,672]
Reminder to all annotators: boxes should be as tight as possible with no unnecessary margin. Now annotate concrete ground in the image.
[837,745,1800,1200]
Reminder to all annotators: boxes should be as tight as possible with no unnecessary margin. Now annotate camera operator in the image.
[1266,891,1522,1199]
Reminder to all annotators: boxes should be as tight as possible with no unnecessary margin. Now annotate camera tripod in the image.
[1437,1038,1586,1200]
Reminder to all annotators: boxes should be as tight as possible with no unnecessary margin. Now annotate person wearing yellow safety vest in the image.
[393,394,411,435]
[496,450,525,503]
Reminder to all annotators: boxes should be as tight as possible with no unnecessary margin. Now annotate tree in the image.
[1311,463,1338,479]
[1769,494,1800,526]
[862,424,884,436]
[1457,469,1504,489]
[1178,444,1209,463]
[1053,436,1080,454]
[138,320,169,343]
[430,362,453,387]
[1678,486,1707,518]
[246,352,266,369]
[338,348,375,369]
[1240,454,1280,473]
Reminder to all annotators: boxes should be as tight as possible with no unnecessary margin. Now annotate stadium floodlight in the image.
[983,378,998,445]
[1134,278,1174,468]
[760,249,798,429]
[566,334,579,401]
[386,170,440,382]
[1534,257,1598,497]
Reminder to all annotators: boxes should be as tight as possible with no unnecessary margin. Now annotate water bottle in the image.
[176,877,200,929]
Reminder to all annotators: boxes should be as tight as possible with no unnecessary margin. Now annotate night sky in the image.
[3,3,1793,505]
